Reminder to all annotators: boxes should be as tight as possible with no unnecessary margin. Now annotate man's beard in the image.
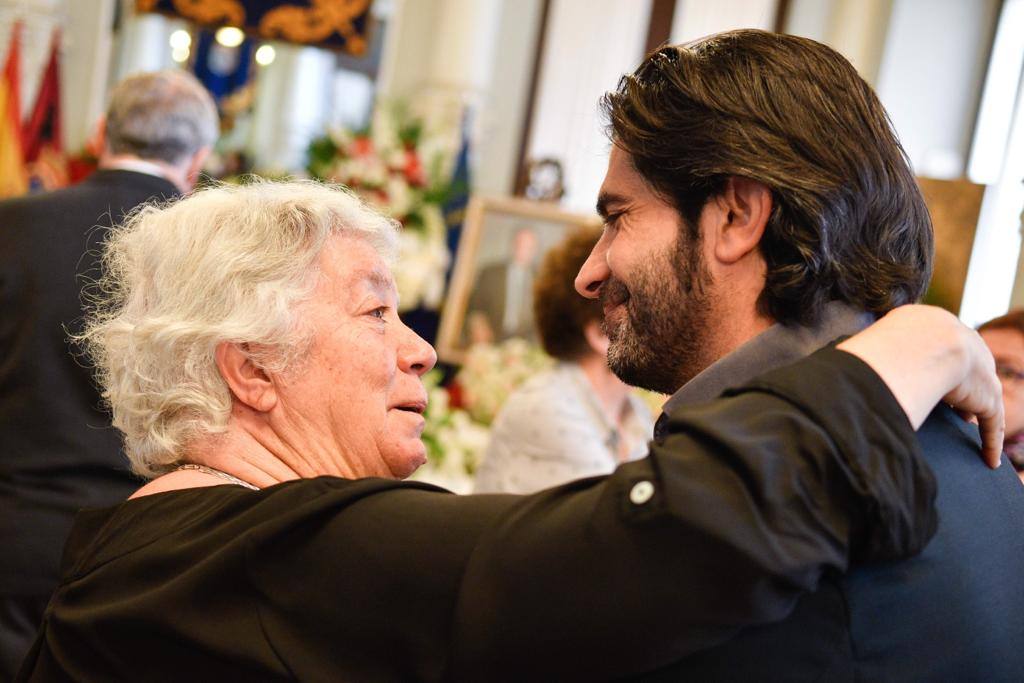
[600,231,715,395]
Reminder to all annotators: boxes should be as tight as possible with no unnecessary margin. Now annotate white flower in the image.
[386,176,412,217]
[457,340,552,424]
[328,127,353,150]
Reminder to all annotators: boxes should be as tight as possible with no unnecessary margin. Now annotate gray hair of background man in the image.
[104,70,219,165]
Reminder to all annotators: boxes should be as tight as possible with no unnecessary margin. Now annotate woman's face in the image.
[274,234,437,479]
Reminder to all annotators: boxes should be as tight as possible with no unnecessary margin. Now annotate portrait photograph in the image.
[436,195,601,363]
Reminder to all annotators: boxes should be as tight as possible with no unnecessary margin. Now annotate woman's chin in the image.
[387,441,428,479]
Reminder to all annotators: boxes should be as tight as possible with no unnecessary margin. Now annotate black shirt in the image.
[19,349,936,681]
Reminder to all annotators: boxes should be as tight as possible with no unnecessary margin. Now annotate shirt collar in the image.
[100,159,177,185]
[654,301,875,439]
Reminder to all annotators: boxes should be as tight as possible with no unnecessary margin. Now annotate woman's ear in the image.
[709,176,772,265]
[214,342,278,413]
[583,319,610,356]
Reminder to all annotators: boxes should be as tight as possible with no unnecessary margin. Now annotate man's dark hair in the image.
[602,29,933,327]
[979,309,1024,336]
[533,226,603,360]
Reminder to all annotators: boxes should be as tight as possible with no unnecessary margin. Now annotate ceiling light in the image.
[215,26,245,48]
[255,44,276,66]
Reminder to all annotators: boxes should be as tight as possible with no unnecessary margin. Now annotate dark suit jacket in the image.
[466,261,536,342]
[635,405,1024,680]
[0,170,179,597]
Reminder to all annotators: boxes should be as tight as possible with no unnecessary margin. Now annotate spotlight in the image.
[215,26,245,48]
[169,29,191,50]
[255,44,276,66]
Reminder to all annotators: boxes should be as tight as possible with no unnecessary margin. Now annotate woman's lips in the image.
[391,399,427,414]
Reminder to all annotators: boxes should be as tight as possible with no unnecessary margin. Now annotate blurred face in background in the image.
[979,327,1024,437]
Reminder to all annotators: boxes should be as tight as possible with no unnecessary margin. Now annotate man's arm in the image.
[449,346,933,680]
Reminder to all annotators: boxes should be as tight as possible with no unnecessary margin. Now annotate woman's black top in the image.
[18,348,936,682]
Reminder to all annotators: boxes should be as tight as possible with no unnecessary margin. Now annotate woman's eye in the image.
[370,307,387,320]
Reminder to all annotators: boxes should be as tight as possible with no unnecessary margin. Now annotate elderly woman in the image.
[19,182,1001,681]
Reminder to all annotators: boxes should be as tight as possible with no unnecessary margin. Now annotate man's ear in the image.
[90,116,108,158]
[183,146,212,191]
[709,176,772,264]
[215,342,277,413]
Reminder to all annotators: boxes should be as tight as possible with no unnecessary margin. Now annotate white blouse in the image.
[473,363,654,494]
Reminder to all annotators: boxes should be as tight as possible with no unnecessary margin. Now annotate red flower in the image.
[404,149,425,187]
[352,137,374,157]
[446,381,465,409]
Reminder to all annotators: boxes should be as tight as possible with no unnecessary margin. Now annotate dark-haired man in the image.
[576,30,1024,679]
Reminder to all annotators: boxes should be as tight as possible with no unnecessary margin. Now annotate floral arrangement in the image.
[411,339,551,493]
[412,370,491,494]
[307,105,456,311]
[455,339,553,426]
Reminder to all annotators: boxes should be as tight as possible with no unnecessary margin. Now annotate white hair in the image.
[79,180,399,478]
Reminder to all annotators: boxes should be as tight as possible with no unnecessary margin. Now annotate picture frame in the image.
[436,195,602,364]
[917,176,985,314]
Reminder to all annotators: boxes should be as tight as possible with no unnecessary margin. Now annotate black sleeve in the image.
[250,346,933,681]
[448,346,934,680]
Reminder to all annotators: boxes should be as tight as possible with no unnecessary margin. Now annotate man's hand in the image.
[837,305,1004,468]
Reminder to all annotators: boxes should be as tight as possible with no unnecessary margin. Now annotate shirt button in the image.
[629,480,655,505]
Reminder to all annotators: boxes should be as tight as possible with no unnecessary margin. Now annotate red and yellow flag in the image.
[24,29,67,191]
[0,22,27,198]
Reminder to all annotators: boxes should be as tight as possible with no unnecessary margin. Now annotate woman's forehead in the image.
[319,238,396,298]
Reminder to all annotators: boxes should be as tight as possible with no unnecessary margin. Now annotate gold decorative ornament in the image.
[163,0,246,27]
[259,0,371,55]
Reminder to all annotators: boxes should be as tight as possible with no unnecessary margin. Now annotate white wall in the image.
[63,0,114,152]
[472,0,543,196]
[670,0,776,43]
[784,0,893,84]
[875,0,1000,178]
[248,44,334,172]
[526,0,653,212]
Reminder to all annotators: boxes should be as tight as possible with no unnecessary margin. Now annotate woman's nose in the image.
[400,324,437,376]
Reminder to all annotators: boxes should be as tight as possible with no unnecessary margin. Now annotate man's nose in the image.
[575,244,610,300]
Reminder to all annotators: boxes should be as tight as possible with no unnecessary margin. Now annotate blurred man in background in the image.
[979,309,1024,482]
[0,70,217,676]
[576,30,1024,679]
[466,226,540,344]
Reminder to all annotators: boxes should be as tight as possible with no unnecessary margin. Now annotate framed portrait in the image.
[917,176,985,314]
[436,196,602,364]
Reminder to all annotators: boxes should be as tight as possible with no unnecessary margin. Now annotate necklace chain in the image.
[175,463,259,490]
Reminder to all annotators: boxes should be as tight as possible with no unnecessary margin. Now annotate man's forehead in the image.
[596,148,648,216]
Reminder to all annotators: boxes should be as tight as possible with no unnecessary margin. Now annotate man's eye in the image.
[370,307,388,320]
[603,213,622,230]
